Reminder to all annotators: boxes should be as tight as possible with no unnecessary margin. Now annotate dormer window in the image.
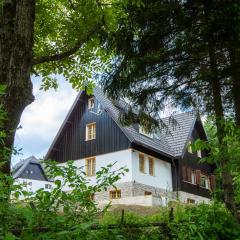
[88,98,95,109]
[139,126,153,138]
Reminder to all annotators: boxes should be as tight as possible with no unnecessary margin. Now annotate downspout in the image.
[171,157,179,201]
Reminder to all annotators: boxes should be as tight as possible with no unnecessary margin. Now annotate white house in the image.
[45,87,215,206]
[12,156,53,198]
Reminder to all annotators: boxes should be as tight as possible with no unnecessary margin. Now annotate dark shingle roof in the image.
[12,156,51,180]
[161,112,196,157]
[94,87,197,158]
[45,86,199,159]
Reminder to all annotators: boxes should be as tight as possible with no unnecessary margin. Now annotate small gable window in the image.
[197,150,202,158]
[86,123,96,140]
[109,190,121,199]
[88,98,95,110]
[139,153,145,173]
[148,157,154,176]
[187,140,193,154]
[86,157,96,176]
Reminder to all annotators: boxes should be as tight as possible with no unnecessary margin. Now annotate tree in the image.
[0,0,128,174]
[101,0,240,217]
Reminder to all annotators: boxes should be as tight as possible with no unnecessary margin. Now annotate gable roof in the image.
[12,156,49,180]
[45,86,202,160]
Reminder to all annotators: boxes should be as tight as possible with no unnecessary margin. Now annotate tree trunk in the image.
[0,0,36,174]
[228,48,240,127]
[208,40,237,219]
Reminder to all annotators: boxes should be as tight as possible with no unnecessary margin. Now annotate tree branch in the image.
[32,25,100,66]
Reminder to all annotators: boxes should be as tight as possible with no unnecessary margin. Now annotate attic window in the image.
[86,123,96,140]
[88,98,95,109]
[197,150,202,158]
[139,126,153,138]
[187,140,193,154]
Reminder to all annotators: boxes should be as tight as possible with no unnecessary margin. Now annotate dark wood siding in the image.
[177,122,214,198]
[48,93,131,163]
[19,163,48,181]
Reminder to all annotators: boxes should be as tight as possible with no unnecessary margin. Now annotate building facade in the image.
[12,156,53,198]
[45,87,215,206]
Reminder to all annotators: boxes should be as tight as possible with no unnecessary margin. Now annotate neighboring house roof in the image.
[45,86,203,160]
[12,156,50,180]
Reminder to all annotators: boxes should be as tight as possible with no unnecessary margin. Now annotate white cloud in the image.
[13,76,77,165]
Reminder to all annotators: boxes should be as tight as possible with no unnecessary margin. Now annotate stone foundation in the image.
[95,181,211,207]
[177,191,211,204]
[95,181,175,204]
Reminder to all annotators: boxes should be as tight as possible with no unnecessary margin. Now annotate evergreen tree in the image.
[101,0,240,218]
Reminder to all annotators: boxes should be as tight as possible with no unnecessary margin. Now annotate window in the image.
[86,157,96,176]
[191,170,196,184]
[144,191,152,196]
[187,198,195,204]
[88,98,95,109]
[187,140,193,153]
[139,153,145,173]
[45,184,52,189]
[109,190,121,199]
[148,157,154,176]
[139,126,153,138]
[197,150,202,158]
[30,170,33,174]
[86,123,96,140]
[200,174,209,189]
[25,170,29,174]
[182,167,197,184]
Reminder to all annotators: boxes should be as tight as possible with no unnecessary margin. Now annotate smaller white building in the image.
[12,156,53,198]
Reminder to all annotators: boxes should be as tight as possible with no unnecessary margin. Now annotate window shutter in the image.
[210,174,216,190]
[182,166,187,181]
[187,168,192,182]
[196,170,201,185]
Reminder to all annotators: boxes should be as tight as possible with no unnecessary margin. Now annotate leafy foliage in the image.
[0,160,128,239]
[192,118,240,204]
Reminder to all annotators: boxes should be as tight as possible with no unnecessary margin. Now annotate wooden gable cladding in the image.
[48,93,131,163]
[177,121,215,198]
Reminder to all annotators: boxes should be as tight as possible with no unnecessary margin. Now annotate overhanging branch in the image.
[32,25,100,66]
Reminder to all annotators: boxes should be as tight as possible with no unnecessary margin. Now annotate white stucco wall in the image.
[59,149,133,191]
[15,178,54,193]
[13,178,54,200]
[131,150,173,191]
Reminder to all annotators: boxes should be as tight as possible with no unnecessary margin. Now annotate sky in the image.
[12,76,78,166]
